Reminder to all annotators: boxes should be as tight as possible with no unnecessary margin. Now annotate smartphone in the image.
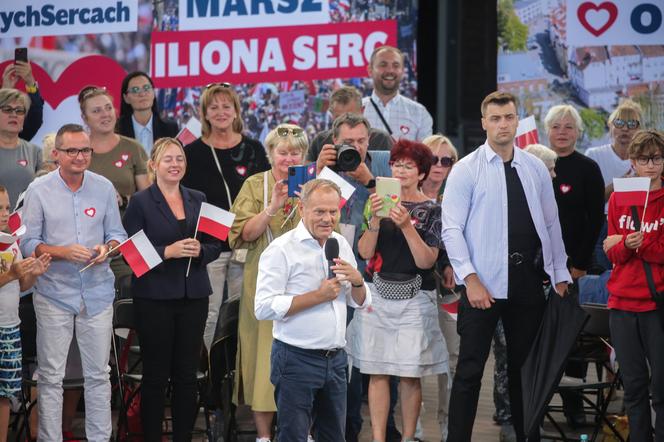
[376,177,401,217]
[14,47,28,63]
[287,163,317,197]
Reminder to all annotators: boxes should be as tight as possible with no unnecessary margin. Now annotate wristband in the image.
[265,207,277,217]
[351,281,364,288]
[25,83,38,94]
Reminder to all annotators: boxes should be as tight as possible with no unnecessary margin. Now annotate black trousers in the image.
[133,297,208,442]
[447,292,545,442]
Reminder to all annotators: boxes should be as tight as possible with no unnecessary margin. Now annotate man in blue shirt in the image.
[442,92,570,442]
[21,123,127,442]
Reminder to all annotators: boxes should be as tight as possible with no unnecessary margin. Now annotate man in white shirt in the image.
[362,45,433,142]
[441,91,570,442]
[255,179,370,442]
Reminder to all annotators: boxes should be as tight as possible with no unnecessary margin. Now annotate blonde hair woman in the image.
[421,134,458,202]
[228,124,308,442]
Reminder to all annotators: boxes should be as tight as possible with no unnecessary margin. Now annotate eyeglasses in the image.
[635,155,664,166]
[613,118,640,130]
[0,106,27,116]
[276,127,305,137]
[127,84,153,94]
[56,147,93,157]
[389,161,417,171]
[81,86,107,101]
[433,156,455,167]
[205,82,232,90]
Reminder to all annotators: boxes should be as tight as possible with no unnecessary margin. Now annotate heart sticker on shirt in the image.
[17,159,28,167]
[84,207,96,217]
[114,160,124,168]
[560,184,572,194]
[400,125,410,134]
[236,165,247,176]
[121,153,130,161]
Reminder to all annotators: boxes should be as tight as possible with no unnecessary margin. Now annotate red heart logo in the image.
[400,125,410,134]
[84,207,96,217]
[577,2,618,37]
[121,153,130,161]
[17,159,28,167]
[236,166,247,176]
[560,184,572,194]
[114,161,124,168]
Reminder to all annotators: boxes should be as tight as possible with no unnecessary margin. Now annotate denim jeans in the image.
[271,340,347,442]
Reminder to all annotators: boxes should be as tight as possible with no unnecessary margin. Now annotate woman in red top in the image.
[604,129,664,442]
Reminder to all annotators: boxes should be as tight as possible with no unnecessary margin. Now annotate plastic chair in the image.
[543,303,626,442]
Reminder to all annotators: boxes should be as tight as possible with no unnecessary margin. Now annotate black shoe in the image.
[386,426,402,442]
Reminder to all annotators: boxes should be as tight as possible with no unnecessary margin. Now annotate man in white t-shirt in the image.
[585,99,643,270]
[362,45,433,142]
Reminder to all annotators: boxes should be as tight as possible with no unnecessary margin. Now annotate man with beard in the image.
[585,99,643,271]
[362,46,433,142]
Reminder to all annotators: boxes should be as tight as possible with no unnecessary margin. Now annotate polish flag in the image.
[318,167,356,208]
[441,299,459,321]
[514,115,539,149]
[0,213,25,251]
[118,230,163,278]
[177,117,202,146]
[613,177,650,207]
[197,202,236,241]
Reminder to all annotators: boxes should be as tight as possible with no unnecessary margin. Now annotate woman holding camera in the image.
[346,139,448,442]
[228,124,308,441]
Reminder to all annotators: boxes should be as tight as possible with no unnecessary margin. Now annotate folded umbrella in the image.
[521,288,589,436]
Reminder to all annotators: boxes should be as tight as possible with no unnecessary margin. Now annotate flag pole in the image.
[640,187,651,231]
[78,238,128,273]
[186,213,202,277]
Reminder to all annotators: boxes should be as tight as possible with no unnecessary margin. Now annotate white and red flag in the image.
[318,167,356,208]
[0,215,25,251]
[118,230,163,278]
[176,116,202,146]
[613,177,650,207]
[515,115,539,149]
[196,202,236,241]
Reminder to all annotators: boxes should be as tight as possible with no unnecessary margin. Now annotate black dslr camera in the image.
[332,144,361,172]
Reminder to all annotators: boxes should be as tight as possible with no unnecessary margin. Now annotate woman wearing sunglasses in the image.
[182,83,270,353]
[117,71,179,155]
[421,134,458,203]
[0,88,42,208]
[228,124,308,442]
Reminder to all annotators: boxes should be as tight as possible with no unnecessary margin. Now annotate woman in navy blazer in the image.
[122,137,221,442]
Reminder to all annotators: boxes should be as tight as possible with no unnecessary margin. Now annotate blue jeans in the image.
[271,340,347,442]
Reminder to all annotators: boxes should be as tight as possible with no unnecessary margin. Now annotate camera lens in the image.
[335,144,361,172]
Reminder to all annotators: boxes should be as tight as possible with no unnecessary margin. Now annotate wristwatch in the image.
[365,179,376,189]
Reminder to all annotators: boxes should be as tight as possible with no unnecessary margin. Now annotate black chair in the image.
[544,303,626,442]
[209,298,240,442]
[112,298,211,441]
[14,296,86,441]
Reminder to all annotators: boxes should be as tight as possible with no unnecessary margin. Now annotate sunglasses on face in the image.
[0,106,26,116]
[613,118,640,130]
[635,155,664,166]
[127,84,153,94]
[56,147,93,158]
[276,127,305,137]
[433,156,455,167]
[205,82,232,90]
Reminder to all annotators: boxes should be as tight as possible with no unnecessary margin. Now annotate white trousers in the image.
[203,251,243,352]
[34,293,113,442]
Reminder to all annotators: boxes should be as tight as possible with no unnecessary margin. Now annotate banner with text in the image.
[150,20,397,88]
[567,0,664,46]
[0,0,138,38]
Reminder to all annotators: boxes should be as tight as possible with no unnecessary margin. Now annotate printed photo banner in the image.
[567,0,664,46]
[150,19,397,88]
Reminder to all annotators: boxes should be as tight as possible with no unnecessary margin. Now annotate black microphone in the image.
[324,238,339,279]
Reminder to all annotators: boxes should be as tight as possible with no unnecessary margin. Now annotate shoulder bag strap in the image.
[209,144,234,206]
[369,98,393,136]
[630,206,664,304]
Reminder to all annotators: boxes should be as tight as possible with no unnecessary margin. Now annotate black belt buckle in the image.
[509,252,524,266]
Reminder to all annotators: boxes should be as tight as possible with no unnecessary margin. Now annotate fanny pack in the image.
[372,272,422,300]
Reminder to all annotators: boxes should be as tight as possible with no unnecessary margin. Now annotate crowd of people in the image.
[1,42,663,442]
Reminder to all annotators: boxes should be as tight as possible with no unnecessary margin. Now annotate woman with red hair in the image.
[346,139,448,442]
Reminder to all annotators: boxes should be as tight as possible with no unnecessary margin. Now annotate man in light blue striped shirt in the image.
[21,124,127,442]
[442,92,570,442]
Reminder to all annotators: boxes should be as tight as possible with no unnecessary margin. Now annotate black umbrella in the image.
[521,287,589,436]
